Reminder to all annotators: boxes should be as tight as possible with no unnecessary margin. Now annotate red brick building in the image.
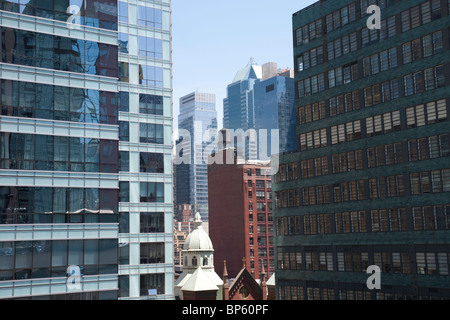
[208,149,274,281]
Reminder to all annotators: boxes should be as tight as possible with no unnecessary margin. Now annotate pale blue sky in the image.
[171,0,317,134]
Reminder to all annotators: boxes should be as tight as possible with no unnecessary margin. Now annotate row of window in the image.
[404,65,446,96]
[295,18,322,46]
[362,48,398,77]
[295,0,398,48]
[279,285,369,300]
[360,0,396,17]
[297,80,399,125]
[302,156,329,179]
[326,32,358,62]
[1,80,118,125]
[401,0,442,33]
[328,62,359,88]
[278,132,449,182]
[277,245,450,276]
[297,31,445,124]
[297,46,323,72]
[1,133,118,173]
[298,50,445,99]
[278,283,450,300]
[408,133,450,162]
[1,0,118,31]
[0,239,118,281]
[410,169,450,195]
[275,168,450,208]
[406,99,448,127]
[298,98,447,151]
[403,31,444,65]
[300,27,442,79]
[325,2,357,33]
[366,110,401,137]
[276,205,450,237]
[1,27,118,77]
[361,16,397,47]
[0,186,119,220]
[298,91,361,124]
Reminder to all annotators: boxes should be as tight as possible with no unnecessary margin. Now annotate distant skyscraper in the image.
[223,59,262,132]
[223,60,296,160]
[176,92,217,223]
[0,0,173,300]
[253,70,297,158]
[274,0,450,300]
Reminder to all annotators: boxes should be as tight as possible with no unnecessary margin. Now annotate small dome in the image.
[183,211,213,251]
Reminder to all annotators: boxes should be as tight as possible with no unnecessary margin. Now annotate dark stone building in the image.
[274,0,450,300]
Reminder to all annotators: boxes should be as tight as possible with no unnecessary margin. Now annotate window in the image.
[140,243,164,264]
[118,2,128,23]
[138,65,163,87]
[139,212,164,233]
[297,46,323,72]
[139,123,164,144]
[363,48,397,77]
[138,6,162,29]
[140,153,164,173]
[140,182,164,203]
[138,36,163,59]
[364,79,399,107]
[297,73,325,97]
[295,18,322,46]
[140,274,164,296]
[325,3,356,33]
[406,99,447,128]
[330,120,361,145]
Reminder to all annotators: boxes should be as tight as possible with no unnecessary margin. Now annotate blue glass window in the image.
[138,6,162,29]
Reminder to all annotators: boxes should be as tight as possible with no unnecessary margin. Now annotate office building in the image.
[0,0,173,300]
[274,0,450,300]
[253,70,297,158]
[223,60,296,160]
[208,149,274,281]
[176,92,217,223]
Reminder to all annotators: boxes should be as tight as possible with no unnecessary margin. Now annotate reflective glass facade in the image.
[1,27,118,77]
[253,75,297,157]
[0,0,173,300]
[1,80,118,124]
[0,0,118,31]
[116,0,173,300]
[1,133,118,172]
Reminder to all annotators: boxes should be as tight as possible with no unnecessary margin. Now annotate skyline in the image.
[171,0,317,139]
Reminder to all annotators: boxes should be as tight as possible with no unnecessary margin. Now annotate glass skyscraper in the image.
[0,0,173,300]
[274,0,450,300]
[223,60,297,160]
[176,92,217,223]
[253,71,297,158]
